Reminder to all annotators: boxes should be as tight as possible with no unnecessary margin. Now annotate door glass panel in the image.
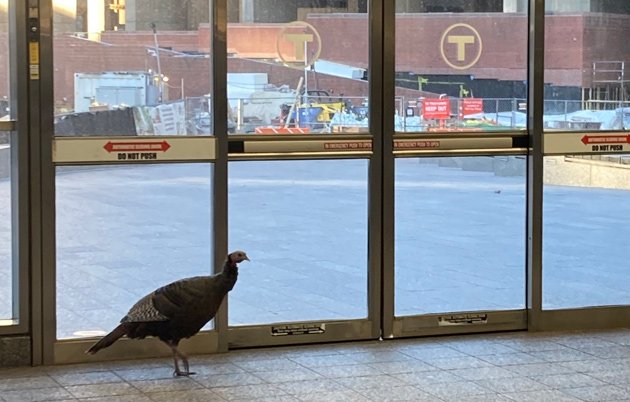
[228,160,369,325]
[52,1,216,339]
[53,1,212,136]
[395,1,528,132]
[227,0,369,134]
[0,142,10,321]
[395,157,526,315]
[543,11,630,131]
[56,164,212,339]
[543,156,630,309]
[543,8,630,308]
[0,0,13,322]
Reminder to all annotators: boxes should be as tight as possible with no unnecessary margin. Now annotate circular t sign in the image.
[440,23,483,70]
[276,21,322,70]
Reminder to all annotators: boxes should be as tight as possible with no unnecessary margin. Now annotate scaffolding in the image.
[586,61,630,109]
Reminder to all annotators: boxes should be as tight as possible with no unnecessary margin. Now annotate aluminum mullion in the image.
[211,0,230,353]
[366,0,385,340]
[526,0,545,330]
[38,0,57,365]
[379,0,396,340]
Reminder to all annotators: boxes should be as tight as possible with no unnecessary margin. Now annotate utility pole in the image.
[150,22,163,102]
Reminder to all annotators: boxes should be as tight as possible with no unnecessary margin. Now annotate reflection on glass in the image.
[228,160,369,325]
[0,1,12,322]
[227,1,369,134]
[395,1,527,132]
[544,7,630,131]
[56,164,212,339]
[52,1,212,136]
[395,157,526,315]
[543,155,630,308]
[0,137,10,321]
[1,0,8,114]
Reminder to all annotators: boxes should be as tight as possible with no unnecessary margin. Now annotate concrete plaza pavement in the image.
[1,157,629,338]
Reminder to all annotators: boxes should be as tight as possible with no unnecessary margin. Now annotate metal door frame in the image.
[224,0,385,348]
[34,0,382,364]
[35,0,225,365]
[524,0,630,332]
[224,135,382,348]
[380,0,630,337]
[380,0,536,339]
[26,0,630,366]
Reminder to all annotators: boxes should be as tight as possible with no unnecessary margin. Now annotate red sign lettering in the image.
[422,99,451,120]
[460,98,484,117]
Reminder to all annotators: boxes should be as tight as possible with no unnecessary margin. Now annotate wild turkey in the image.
[86,250,250,376]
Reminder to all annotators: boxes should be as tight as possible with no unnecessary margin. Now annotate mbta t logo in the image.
[440,23,483,70]
[276,21,322,69]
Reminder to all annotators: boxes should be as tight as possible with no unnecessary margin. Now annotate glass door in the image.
[540,8,630,328]
[225,0,381,347]
[43,0,221,364]
[26,0,630,366]
[384,0,529,338]
[0,0,29,345]
[0,0,14,327]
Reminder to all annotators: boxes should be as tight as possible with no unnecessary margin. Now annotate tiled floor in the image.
[3,329,630,401]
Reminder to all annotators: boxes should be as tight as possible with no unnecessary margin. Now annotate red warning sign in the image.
[460,98,484,117]
[423,99,451,120]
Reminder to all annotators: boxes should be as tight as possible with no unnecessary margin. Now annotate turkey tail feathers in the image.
[86,324,126,354]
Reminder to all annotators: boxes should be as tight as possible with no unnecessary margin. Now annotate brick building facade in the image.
[2,12,630,109]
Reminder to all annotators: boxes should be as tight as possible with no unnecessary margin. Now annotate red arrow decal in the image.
[581,135,630,145]
[103,141,171,153]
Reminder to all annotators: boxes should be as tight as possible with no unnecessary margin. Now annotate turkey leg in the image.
[166,341,195,376]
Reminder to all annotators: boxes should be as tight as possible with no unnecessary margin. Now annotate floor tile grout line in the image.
[4,330,630,401]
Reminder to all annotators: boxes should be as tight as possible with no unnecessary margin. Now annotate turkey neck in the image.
[218,260,239,291]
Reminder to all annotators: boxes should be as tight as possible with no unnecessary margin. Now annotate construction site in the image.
[2,4,630,136]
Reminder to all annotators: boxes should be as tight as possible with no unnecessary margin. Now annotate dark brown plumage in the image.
[86,250,249,376]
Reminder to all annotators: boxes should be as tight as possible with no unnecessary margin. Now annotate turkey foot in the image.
[170,342,196,377]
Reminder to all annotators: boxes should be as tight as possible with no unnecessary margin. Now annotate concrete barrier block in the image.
[0,144,9,179]
[461,156,494,172]
[494,156,526,177]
